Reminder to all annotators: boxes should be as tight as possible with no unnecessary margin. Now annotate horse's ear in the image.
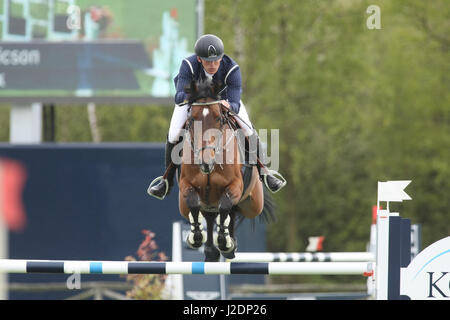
[213,80,223,97]
[184,80,197,95]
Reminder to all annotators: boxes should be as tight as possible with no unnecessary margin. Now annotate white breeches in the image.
[168,100,254,143]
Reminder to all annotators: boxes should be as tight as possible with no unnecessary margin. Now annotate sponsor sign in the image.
[400,237,450,299]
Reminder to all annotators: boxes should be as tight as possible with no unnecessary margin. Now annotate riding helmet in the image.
[194,34,224,61]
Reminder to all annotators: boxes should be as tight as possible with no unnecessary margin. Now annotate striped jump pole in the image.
[0,260,371,275]
[229,252,375,263]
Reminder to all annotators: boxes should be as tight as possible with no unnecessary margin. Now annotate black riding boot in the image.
[147,140,177,199]
[249,132,286,194]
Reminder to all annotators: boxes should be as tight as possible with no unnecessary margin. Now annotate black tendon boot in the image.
[249,132,287,194]
[147,140,177,199]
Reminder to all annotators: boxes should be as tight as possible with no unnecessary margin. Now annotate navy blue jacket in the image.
[173,54,242,113]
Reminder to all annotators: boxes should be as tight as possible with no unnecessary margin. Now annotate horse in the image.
[175,78,276,262]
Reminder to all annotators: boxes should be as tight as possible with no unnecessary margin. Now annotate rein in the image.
[191,100,222,106]
[182,100,253,131]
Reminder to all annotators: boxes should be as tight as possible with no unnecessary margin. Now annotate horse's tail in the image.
[234,185,277,230]
[259,185,277,224]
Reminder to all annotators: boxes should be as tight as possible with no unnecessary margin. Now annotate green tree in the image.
[204,0,449,261]
[0,105,10,141]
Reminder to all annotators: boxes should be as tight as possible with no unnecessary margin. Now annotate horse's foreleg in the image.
[184,186,206,249]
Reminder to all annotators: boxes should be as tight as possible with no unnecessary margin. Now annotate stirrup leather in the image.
[147,176,169,200]
[263,169,287,194]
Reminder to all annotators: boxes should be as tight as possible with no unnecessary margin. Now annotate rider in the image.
[148,34,286,199]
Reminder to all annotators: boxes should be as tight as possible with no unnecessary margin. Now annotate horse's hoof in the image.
[216,233,235,254]
[220,249,236,260]
[187,212,207,248]
[204,245,220,262]
[186,230,207,249]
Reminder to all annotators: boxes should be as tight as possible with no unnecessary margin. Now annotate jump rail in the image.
[0,260,370,275]
[229,252,375,263]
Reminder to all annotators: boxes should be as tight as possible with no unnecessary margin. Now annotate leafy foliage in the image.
[123,230,168,300]
[204,0,450,255]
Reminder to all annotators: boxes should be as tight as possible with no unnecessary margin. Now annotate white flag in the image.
[378,180,412,202]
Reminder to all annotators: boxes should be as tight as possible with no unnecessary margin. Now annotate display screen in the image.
[0,0,199,103]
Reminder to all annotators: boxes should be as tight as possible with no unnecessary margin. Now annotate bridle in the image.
[185,100,239,168]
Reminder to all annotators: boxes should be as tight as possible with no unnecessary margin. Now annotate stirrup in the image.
[263,169,287,194]
[147,176,169,200]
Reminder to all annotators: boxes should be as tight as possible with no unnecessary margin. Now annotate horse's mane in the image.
[184,79,223,105]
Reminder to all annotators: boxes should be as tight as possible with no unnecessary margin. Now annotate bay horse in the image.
[176,78,275,262]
